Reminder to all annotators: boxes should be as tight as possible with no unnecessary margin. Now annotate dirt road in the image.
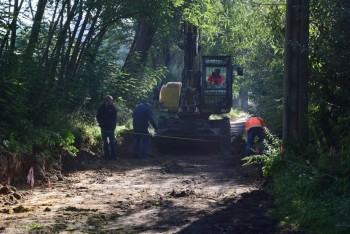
[0,118,287,233]
[0,145,284,234]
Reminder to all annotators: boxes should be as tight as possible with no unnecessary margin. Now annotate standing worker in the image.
[132,101,158,158]
[245,114,266,156]
[96,95,117,160]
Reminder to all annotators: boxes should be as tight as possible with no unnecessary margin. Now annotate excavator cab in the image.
[200,56,233,115]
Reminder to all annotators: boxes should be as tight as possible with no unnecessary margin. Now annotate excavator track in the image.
[153,118,246,155]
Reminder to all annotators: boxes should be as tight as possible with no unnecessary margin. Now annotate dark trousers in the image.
[246,127,264,156]
[133,132,150,158]
[101,130,116,159]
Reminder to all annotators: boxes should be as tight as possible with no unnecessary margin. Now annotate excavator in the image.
[155,22,243,153]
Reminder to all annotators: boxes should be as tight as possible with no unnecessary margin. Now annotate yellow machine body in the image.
[159,82,182,112]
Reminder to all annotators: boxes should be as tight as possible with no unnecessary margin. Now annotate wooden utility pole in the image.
[283,0,310,144]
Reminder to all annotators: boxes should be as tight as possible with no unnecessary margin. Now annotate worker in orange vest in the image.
[245,114,266,156]
[208,69,224,85]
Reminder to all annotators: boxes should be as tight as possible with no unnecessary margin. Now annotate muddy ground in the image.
[0,129,292,234]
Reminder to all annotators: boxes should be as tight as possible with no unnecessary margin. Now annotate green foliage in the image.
[244,129,350,232]
[69,120,101,153]
[226,108,247,119]
[59,131,79,156]
[308,0,350,150]
[115,125,130,138]
[117,66,166,109]
[267,149,350,232]
[210,108,247,120]
[242,128,283,174]
[1,124,79,160]
[2,133,24,154]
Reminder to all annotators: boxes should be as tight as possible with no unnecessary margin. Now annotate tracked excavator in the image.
[155,23,243,153]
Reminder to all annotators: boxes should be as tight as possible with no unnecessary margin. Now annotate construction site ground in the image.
[0,119,292,233]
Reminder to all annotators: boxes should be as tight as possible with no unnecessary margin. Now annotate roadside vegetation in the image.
[244,128,350,233]
[0,0,349,232]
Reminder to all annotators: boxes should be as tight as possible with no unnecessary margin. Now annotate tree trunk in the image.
[283,0,310,144]
[8,0,24,60]
[43,0,65,67]
[47,0,79,85]
[70,6,103,78]
[72,21,104,78]
[24,0,48,58]
[59,0,84,87]
[65,4,93,81]
[122,19,158,73]
[0,30,10,56]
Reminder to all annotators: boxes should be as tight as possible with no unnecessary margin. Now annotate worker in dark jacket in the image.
[245,114,266,156]
[132,101,158,158]
[96,95,117,159]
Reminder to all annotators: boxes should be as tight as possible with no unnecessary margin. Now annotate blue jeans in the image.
[133,132,150,158]
[246,127,264,156]
[101,130,116,159]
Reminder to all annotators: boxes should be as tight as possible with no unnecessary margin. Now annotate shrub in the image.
[243,130,350,233]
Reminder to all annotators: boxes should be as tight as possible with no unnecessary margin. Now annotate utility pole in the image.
[283,0,310,144]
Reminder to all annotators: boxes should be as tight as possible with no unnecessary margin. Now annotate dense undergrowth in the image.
[244,129,350,233]
[0,100,133,177]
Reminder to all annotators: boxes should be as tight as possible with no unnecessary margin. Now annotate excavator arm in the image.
[179,23,201,114]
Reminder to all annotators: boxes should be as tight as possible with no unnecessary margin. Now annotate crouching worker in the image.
[245,114,266,156]
[132,101,158,158]
[96,95,117,160]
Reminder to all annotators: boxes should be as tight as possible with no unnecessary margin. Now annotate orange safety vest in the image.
[245,116,266,134]
[208,75,224,85]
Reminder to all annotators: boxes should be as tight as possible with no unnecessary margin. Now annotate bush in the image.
[243,130,350,233]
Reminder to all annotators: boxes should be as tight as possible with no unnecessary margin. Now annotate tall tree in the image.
[122,18,158,73]
[47,0,79,85]
[283,0,310,144]
[9,0,24,56]
[24,0,48,58]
